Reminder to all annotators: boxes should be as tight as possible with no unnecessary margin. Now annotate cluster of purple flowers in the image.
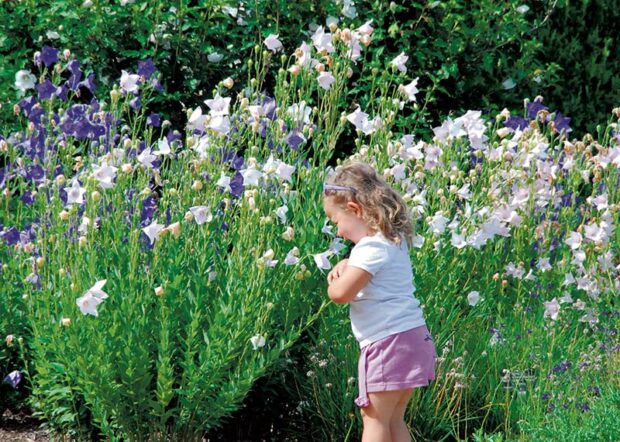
[0,47,168,251]
[504,98,572,134]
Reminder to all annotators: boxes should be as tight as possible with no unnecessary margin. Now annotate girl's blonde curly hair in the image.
[324,161,413,247]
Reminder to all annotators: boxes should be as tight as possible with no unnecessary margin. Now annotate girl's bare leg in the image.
[389,389,414,442]
[361,390,403,442]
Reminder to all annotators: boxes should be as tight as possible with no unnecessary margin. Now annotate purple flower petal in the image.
[146,113,160,127]
[78,73,96,94]
[1,227,20,246]
[553,111,572,134]
[504,116,529,131]
[130,96,141,110]
[527,100,548,120]
[37,79,57,100]
[21,191,36,206]
[40,46,59,67]
[3,370,22,388]
[138,59,157,80]
[285,129,306,149]
[230,172,244,198]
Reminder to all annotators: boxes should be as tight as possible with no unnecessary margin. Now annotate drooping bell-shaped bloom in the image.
[189,206,212,225]
[241,165,263,186]
[250,334,266,350]
[284,248,300,266]
[390,52,408,73]
[543,298,560,321]
[76,280,109,317]
[275,205,288,224]
[467,291,480,306]
[216,172,231,192]
[142,220,165,245]
[138,147,157,168]
[311,26,334,53]
[276,162,295,182]
[400,78,419,102]
[120,70,140,94]
[15,70,36,92]
[204,94,231,116]
[208,115,231,135]
[3,370,22,388]
[264,34,283,52]
[64,179,86,205]
[317,71,336,90]
[91,163,118,189]
[313,250,333,270]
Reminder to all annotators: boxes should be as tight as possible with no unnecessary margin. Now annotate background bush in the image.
[2,0,619,139]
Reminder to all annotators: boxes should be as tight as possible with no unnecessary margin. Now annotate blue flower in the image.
[130,96,141,110]
[1,227,20,246]
[229,172,244,198]
[37,79,58,100]
[78,73,96,94]
[40,46,59,67]
[138,59,157,80]
[553,111,572,134]
[527,100,548,120]
[21,191,35,206]
[2,370,22,388]
[504,116,529,131]
[285,129,306,150]
[66,60,82,90]
[146,113,160,127]
[551,360,572,374]
[140,195,158,227]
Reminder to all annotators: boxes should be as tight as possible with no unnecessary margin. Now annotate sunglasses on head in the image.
[323,183,357,196]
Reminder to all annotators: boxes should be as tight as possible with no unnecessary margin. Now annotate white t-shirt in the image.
[347,232,426,348]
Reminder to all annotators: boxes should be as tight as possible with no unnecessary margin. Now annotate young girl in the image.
[323,161,436,442]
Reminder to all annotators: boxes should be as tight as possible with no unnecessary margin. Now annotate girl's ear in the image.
[346,201,362,217]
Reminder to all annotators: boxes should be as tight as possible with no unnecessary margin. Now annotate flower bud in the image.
[63,49,71,60]
[154,286,164,297]
[5,335,14,346]
[120,163,133,174]
[282,226,295,241]
[496,127,510,138]
[59,210,70,221]
[55,174,66,186]
[184,211,194,222]
[36,256,45,268]
[61,318,71,326]
[288,65,301,76]
[78,236,87,247]
[191,180,203,191]
[110,88,121,102]
[222,77,234,89]
[167,222,181,239]
[91,191,101,203]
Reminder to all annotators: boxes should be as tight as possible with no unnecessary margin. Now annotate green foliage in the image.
[0,0,334,133]
[532,0,620,136]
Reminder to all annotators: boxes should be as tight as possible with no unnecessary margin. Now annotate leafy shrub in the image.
[285,92,620,439]
[532,0,620,136]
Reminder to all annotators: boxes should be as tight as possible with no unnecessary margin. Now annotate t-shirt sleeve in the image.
[347,238,389,275]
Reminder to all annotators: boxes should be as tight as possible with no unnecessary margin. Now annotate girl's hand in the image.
[328,259,349,285]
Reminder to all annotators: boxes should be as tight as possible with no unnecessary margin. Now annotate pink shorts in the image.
[355,325,437,408]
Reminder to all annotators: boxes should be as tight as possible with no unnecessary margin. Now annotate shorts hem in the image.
[366,378,435,392]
